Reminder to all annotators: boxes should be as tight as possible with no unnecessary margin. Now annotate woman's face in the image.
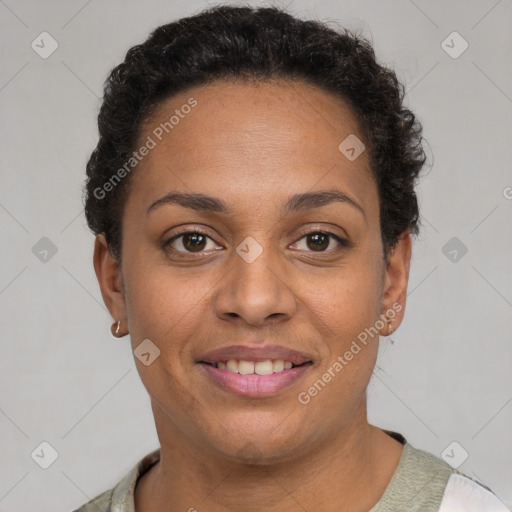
[96,79,410,463]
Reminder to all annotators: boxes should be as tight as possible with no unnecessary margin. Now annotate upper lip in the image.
[198,345,313,365]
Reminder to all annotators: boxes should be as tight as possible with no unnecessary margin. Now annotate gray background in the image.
[1,0,511,510]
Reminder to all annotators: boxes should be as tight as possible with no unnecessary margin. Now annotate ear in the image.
[93,234,128,333]
[379,230,412,336]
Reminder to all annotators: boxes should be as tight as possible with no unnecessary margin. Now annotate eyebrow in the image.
[146,189,365,219]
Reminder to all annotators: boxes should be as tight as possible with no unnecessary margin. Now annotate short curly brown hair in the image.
[84,5,426,262]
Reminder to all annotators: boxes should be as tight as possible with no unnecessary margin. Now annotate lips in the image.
[197,344,314,397]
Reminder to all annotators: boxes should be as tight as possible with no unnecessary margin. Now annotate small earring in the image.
[388,318,394,336]
[111,320,122,338]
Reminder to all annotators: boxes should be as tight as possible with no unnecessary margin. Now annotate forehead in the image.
[129,78,377,216]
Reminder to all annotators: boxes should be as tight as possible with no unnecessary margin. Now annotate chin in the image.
[204,420,312,465]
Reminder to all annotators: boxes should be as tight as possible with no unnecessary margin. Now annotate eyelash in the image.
[163,227,349,255]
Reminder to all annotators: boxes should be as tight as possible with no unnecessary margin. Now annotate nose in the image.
[213,239,297,328]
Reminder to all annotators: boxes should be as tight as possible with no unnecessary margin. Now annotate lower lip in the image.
[199,363,312,397]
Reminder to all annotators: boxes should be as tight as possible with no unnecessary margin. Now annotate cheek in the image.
[122,251,210,358]
[306,252,384,342]
[122,260,209,409]
[298,251,383,398]
[297,287,381,424]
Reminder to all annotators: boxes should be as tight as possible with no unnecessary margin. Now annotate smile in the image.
[206,359,298,374]
[198,359,313,397]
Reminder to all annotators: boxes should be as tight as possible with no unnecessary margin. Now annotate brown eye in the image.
[307,233,330,251]
[292,231,347,253]
[181,233,208,252]
[164,230,220,254]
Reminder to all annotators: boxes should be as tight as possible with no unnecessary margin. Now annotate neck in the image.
[135,401,403,512]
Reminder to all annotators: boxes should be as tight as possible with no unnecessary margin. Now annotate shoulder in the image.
[439,473,510,512]
[71,448,161,512]
[399,442,510,512]
[371,434,510,512]
[404,442,509,511]
[72,488,113,512]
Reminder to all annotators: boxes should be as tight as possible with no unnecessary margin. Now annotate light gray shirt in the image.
[73,432,510,512]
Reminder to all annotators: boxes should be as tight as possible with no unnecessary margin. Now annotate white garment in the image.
[439,474,510,512]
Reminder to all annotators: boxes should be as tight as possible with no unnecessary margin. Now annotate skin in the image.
[94,78,412,512]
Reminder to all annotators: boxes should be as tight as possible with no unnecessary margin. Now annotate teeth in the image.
[238,360,255,375]
[272,359,284,372]
[255,360,273,375]
[218,359,296,374]
[226,359,239,373]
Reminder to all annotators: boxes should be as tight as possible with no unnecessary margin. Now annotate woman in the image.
[75,5,509,511]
